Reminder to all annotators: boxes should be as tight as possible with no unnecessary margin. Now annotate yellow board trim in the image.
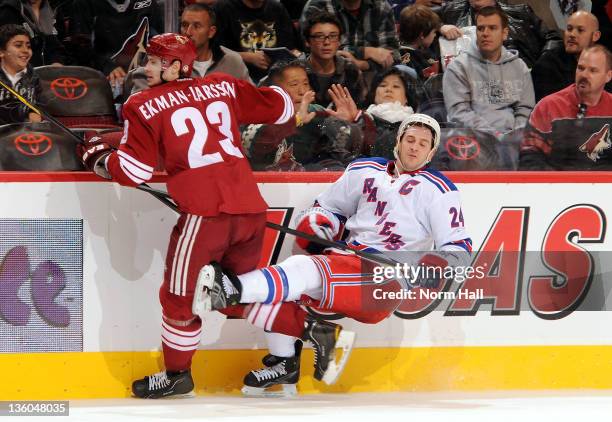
[2,346,612,399]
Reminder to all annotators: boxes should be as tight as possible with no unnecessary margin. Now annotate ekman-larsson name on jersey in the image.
[138,81,237,120]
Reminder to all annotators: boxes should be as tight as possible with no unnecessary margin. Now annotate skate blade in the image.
[135,391,196,400]
[321,329,356,386]
[164,391,196,399]
[241,384,297,398]
[192,266,215,317]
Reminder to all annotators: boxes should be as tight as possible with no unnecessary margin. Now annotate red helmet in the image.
[146,33,197,76]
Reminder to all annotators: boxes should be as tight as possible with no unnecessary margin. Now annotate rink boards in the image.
[1,171,612,398]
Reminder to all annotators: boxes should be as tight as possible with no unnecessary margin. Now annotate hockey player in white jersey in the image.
[195,113,472,396]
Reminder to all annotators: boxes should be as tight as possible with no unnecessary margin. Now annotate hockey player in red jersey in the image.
[78,33,302,399]
[195,114,473,396]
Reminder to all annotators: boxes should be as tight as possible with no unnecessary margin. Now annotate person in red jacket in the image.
[520,45,612,170]
[78,32,297,398]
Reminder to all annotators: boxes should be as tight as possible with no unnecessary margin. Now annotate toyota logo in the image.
[50,77,88,100]
[14,133,53,156]
[445,136,480,160]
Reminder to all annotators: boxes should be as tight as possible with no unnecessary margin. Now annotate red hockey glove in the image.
[413,253,449,289]
[78,135,115,172]
[294,207,341,253]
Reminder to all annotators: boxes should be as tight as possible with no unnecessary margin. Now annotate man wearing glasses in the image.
[300,11,366,106]
[299,0,400,73]
[519,45,612,170]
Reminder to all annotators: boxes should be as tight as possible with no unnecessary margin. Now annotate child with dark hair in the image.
[398,4,442,81]
[299,11,366,107]
[0,24,42,125]
[0,0,66,66]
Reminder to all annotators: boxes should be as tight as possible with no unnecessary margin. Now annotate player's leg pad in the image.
[302,316,355,385]
[132,370,195,399]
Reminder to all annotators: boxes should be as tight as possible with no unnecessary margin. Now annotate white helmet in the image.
[393,113,441,171]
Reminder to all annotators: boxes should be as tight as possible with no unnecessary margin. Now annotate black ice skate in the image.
[242,340,303,398]
[132,370,194,399]
[302,315,355,385]
[193,262,241,315]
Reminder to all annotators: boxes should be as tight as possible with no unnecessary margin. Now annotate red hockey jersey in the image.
[106,74,294,216]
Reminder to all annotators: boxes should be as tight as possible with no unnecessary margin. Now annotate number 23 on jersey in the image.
[171,102,244,169]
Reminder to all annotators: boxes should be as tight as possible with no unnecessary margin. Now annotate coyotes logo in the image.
[111,17,150,73]
[266,141,304,172]
[579,123,611,162]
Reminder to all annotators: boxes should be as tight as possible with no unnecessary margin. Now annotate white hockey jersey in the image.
[317,157,472,255]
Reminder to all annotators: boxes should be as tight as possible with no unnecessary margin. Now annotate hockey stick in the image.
[0,79,179,212]
[265,221,398,268]
[265,222,420,295]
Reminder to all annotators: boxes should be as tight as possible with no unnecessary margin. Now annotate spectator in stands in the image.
[388,0,445,20]
[299,0,400,74]
[214,0,299,83]
[443,6,534,134]
[519,45,612,170]
[300,11,366,106]
[125,3,252,95]
[389,0,415,21]
[70,0,163,84]
[0,24,42,125]
[532,11,607,102]
[180,3,251,80]
[592,0,612,51]
[328,67,417,158]
[242,60,361,170]
[0,0,66,66]
[435,0,561,68]
[398,4,442,82]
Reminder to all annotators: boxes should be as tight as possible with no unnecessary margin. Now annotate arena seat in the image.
[35,65,120,130]
[0,122,84,171]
